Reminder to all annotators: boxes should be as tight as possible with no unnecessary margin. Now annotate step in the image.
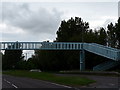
[93,60,120,71]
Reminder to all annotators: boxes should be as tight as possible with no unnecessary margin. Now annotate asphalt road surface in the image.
[2,75,72,89]
[56,74,120,88]
[81,75,120,88]
[2,74,120,89]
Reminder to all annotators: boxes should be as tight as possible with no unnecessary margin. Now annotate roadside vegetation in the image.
[3,70,95,87]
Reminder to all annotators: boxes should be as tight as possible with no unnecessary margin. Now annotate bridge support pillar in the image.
[80,49,85,71]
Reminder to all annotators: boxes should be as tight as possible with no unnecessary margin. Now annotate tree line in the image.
[2,17,120,71]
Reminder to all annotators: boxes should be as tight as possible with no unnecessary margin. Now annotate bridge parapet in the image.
[0,42,82,50]
[117,51,120,61]
[1,41,120,71]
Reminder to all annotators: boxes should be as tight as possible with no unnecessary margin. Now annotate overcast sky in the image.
[0,1,119,42]
[0,0,119,58]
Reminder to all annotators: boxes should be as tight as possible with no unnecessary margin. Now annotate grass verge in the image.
[3,70,95,87]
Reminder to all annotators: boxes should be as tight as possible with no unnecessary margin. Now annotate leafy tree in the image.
[15,60,27,70]
[106,18,120,49]
[115,17,120,48]
[2,42,23,70]
[107,23,117,47]
[98,27,107,45]
[56,17,89,42]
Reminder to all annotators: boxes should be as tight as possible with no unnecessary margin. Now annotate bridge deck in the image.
[0,42,120,61]
[0,42,83,50]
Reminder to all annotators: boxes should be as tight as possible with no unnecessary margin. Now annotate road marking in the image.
[11,84,18,88]
[36,79,72,88]
[6,81,10,84]
[4,79,18,88]
[50,82,72,88]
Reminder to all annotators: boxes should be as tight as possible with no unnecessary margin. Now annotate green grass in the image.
[3,70,95,87]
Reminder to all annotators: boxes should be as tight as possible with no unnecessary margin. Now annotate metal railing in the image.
[83,43,120,61]
[0,42,82,50]
[0,42,120,61]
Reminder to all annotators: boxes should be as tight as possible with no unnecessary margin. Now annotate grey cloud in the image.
[2,31,55,42]
[2,3,62,35]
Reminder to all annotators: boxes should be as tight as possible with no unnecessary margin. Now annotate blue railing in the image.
[83,43,120,61]
[0,42,83,50]
[0,41,120,71]
[0,42,120,61]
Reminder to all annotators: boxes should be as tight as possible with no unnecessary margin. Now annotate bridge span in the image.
[0,41,120,71]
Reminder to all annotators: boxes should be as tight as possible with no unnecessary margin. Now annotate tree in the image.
[107,23,117,47]
[56,17,89,42]
[98,27,107,45]
[2,42,23,70]
[115,17,120,48]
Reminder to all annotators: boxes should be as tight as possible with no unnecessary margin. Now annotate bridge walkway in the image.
[0,42,120,71]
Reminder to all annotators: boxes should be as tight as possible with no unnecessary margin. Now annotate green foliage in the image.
[15,60,27,70]
[98,28,107,45]
[115,18,120,48]
[107,18,120,48]
[15,56,38,70]
[2,42,23,70]
[56,17,89,42]
[107,23,117,47]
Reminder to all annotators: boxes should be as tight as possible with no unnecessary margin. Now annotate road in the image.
[81,75,120,88]
[2,75,73,89]
[2,74,120,89]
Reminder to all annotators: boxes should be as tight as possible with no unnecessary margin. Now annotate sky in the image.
[0,0,119,59]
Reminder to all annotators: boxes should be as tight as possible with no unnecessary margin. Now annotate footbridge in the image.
[0,42,120,71]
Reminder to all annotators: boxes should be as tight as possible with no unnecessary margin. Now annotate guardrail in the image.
[1,42,120,61]
[1,41,120,71]
[0,42,82,50]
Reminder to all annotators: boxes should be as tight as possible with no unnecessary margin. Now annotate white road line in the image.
[36,79,72,88]
[6,81,10,84]
[4,78,72,89]
[50,82,72,88]
[11,84,18,88]
[4,79,18,88]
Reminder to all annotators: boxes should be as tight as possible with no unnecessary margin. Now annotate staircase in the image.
[83,43,120,61]
[83,43,120,71]
[93,60,120,71]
